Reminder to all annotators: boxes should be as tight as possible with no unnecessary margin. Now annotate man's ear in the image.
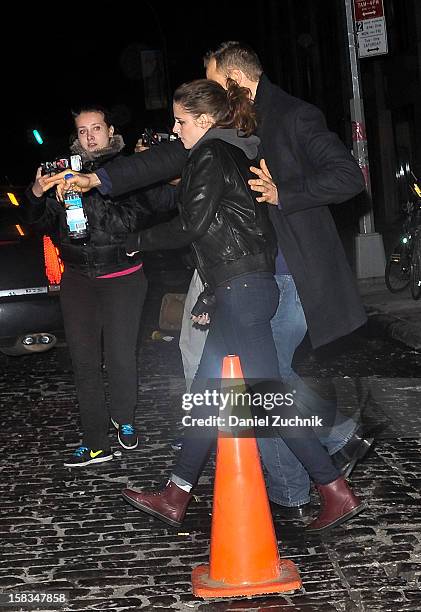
[108,125,115,137]
[228,68,244,86]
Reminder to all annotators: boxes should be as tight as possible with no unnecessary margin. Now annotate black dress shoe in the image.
[332,427,374,479]
[270,501,313,520]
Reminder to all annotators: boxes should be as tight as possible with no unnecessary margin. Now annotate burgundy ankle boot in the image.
[306,476,365,534]
[121,481,193,527]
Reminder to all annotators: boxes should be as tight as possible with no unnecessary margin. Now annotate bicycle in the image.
[385,172,421,299]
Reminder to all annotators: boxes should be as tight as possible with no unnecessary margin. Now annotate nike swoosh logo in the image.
[90,450,103,458]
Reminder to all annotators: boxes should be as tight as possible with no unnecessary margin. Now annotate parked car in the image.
[0,192,64,355]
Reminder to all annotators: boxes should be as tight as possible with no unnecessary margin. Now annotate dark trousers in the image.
[60,267,147,449]
[173,272,340,486]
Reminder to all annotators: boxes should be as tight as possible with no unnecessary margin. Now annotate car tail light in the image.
[43,235,64,285]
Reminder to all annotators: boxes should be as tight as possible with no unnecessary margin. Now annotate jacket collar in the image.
[70,134,125,163]
[254,74,273,110]
[189,127,260,160]
[254,74,275,136]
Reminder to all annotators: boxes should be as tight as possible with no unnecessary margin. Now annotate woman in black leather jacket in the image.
[121,80,364,534]
[23,106,151,466]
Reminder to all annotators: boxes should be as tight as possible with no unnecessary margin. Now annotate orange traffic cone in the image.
[191,354,302,598]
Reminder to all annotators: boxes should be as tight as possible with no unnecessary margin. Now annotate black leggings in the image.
[60,267,147,449]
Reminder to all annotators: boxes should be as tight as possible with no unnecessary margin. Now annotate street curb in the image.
[365,306,421,350]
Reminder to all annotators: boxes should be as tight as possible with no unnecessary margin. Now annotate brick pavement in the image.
[1,281,421,611]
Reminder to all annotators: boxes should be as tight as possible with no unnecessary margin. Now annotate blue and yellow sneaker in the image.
[171,437,183,451]
[64,446,113,467]
[111,419,138,450]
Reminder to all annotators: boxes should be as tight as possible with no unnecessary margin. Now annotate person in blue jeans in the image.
[119,77,364,533]
[205,42,374,518]
[169,40,373,518]
[178,270,363,515]
[260,273,361,511]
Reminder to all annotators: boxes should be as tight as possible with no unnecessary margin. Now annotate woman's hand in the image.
[191,313,210,325]
[42,171,101,201]
[134,139,149,153]
[248,159,279,205]
[31,167,52,197]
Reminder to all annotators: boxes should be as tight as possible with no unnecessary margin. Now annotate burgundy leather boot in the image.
[121,481,193,527]
[306,476,365,534]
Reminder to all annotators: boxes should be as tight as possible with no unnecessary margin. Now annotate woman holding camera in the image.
[22,106,152,466]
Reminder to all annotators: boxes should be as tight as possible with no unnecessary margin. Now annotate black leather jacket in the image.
[22,141,154,278]
[127,137,277,288]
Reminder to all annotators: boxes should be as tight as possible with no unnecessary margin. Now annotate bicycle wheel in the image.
[385,243,410,293]
[410,235,421,299]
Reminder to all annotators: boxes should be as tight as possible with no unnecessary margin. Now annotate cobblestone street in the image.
[1,278,421,612]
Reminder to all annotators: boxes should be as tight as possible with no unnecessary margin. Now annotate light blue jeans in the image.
[257,274,357,506]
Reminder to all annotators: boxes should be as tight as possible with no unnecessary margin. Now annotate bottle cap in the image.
[64,173,73,180]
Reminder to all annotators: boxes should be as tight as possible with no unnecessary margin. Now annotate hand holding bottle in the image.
[42,171,101,201]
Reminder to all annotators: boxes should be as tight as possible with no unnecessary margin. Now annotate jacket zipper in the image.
[191,242,210,290]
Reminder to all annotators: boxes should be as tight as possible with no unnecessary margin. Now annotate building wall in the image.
[262,0,421,234]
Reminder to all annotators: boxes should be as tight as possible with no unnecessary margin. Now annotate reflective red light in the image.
[43,235,64,285]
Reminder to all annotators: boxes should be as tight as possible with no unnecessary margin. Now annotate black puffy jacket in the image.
[127,136,277,288]
[22,140,154,278]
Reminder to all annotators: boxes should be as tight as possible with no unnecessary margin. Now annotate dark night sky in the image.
[2,2,272,185]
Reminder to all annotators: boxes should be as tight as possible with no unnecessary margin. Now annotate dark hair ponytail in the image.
[173,79,256,136]
[224,78,256,135]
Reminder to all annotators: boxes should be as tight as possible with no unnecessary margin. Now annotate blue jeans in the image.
[173,272,340,488]
[257,274,357,506]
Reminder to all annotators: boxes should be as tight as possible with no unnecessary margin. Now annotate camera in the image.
[141,128,178,147]
[40,155,83,176]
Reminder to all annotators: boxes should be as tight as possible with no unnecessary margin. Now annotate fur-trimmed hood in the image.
[70,134,125,165]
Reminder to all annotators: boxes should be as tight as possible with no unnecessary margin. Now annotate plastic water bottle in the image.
[63,173,89,241]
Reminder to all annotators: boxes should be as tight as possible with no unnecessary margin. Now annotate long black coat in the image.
[105,76,367,347]
[254,74,367,348]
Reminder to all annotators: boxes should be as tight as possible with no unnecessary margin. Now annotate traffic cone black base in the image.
[192,559,302,598]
